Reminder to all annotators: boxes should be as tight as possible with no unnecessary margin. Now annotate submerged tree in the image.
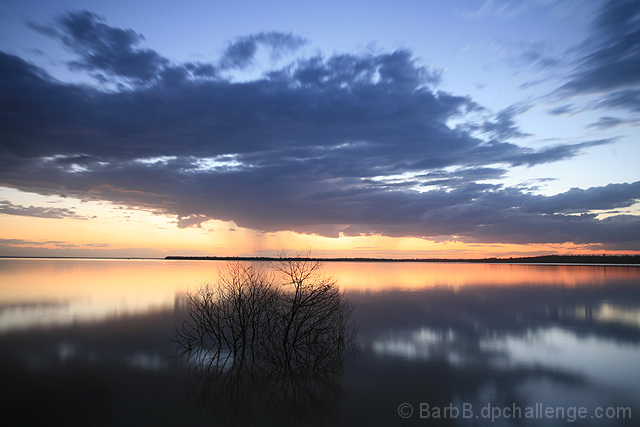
[172,255,358,424]
[173,262,278,373]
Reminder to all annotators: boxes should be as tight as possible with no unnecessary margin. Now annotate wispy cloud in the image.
[587,116,639,130]
[557,0,640,98]
[0,200,87,219]
[219,32,307,70]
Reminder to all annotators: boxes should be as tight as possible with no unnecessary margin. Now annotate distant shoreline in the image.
[0,256,158,260]
[1,254,638,264]
[164,255,640,265]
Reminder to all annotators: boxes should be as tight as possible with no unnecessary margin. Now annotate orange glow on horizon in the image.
[323,262,640,292]
[0,194,638,259]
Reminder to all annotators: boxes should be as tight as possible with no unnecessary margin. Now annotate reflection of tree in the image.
[172,256,358,425]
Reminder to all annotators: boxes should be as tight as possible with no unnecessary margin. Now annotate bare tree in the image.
[173,255,357,376]
[268,254,355,378]
[172,254,357,424]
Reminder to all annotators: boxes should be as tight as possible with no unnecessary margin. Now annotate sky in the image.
[0,0,639,258]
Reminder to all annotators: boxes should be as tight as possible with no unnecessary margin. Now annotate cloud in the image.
[537,1,640,127]
[29,11,217,87]
[0,238,52,246]
[595,88,640,112]
[176,214,209,229]
[0,200,87,219]
[462,103,533,140]
[0,11,637,249]
[548,91,640,120]
[587,116,638,130]
[547,104,576,116]
[0,239,168,257]
[219,32,307,69]
[520,181,640,214]
[0,238,90,248]
[461,0,532,20]
[270,49,442,90]
[557,0,640,96]
[498,39,564,75]
[517,41,561,69]
[29,11,167,84]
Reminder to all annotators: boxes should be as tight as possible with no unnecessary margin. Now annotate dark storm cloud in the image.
[0,10,638,248]
[558,0,640,96]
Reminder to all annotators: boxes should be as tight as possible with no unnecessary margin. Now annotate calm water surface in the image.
[0,259,638,426]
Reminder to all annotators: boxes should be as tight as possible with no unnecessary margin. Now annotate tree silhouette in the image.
[172,254,358,425]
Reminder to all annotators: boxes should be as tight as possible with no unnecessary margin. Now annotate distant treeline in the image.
[165,254,640,264]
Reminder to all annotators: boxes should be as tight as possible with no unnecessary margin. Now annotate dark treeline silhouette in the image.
[166,254,640,264]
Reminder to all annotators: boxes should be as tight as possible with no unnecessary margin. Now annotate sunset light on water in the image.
[1,258,639,425]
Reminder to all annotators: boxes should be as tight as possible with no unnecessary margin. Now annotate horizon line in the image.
[1,254,639,264]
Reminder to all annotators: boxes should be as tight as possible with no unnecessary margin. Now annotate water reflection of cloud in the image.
[598,302,640,328]
[0,301,74,332]
[352,282,640,345]
[490,328,640,390]
[351,280,640,425]
[57,343,77,361]
[372,327,494,367]
[127,352,168,371]
[370,322,640,392]
[0,298,178,333]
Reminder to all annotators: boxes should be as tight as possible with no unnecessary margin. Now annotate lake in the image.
[1,258,638,426]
